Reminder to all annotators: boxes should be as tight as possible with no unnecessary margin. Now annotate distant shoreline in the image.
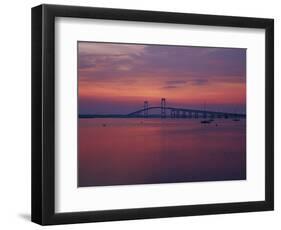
[79,114,246,119]
[79,114,170,118]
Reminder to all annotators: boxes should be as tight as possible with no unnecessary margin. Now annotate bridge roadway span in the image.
[128,106,246,118]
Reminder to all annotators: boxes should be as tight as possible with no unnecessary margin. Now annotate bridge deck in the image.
[127,106,246,117]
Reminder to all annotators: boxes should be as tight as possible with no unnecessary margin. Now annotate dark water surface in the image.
[78,118,246,187]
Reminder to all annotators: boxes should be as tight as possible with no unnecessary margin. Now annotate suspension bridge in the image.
[79,98,246,119]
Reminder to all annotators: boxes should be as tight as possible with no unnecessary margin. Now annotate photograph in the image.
[30,3,274,225]
[78,42,247,187]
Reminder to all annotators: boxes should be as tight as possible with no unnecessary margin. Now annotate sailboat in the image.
[200,102,212,124]
[232,108,240,121]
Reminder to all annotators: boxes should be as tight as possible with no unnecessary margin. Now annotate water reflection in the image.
[78,118,246,187]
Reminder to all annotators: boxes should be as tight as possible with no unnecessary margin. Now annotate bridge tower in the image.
[170,109,175,118]
[143,101,148,117]
[161,98,166,118]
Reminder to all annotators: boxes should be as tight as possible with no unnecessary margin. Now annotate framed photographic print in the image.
[31,4,274,225]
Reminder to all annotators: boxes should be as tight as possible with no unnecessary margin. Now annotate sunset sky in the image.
[78,42,246,114]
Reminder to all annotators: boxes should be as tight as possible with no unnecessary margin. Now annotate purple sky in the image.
[78,42,246,114]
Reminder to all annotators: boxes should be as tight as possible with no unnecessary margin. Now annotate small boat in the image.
[201,120,211,124]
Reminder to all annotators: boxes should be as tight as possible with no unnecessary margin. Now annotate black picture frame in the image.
[31,4,274,225]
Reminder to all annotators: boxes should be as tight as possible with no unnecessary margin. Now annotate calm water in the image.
[78,118,246,187]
